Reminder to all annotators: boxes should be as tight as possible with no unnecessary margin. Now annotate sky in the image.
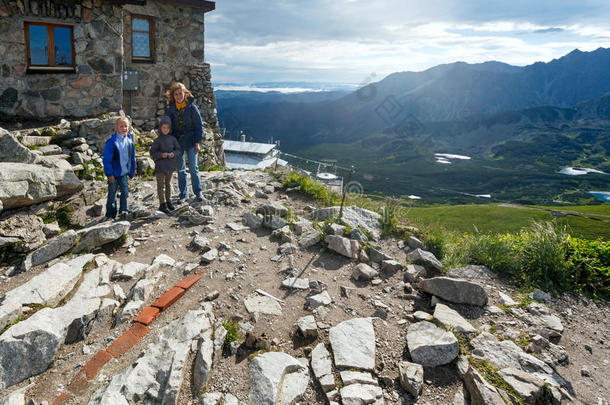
[204,0,610,90]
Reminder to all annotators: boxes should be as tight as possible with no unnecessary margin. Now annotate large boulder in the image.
[463,367,507,405]
[419,277,488,306]
[0,160,82,210]
[498,368,547,404]
[406,321,458,367]
[311,206,381,238]
[329,318,376,371]
[0,254,94,334]
[0,214,46,252]
[0,127,37,164]
[248,352,309,405]
[90,307,215,404]
[73,221,130,253]
[0,256,121,392]
[21,230,78,271]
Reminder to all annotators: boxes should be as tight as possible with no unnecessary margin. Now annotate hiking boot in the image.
[195,193,204,202]
[166,202,176,211]
[159,203,170,214]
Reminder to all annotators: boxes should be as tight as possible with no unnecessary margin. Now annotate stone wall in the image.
[0,0,123,118]
[122,0,207,127]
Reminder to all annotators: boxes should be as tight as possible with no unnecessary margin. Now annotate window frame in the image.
[131,14,155,63]
[24,21,75,73]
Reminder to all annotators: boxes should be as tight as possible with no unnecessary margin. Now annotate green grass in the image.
[222,319,241,353]
[403,204,610,240]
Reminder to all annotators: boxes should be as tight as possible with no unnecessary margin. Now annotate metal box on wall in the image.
[123,71,139,91]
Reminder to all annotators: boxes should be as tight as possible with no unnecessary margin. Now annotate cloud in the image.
[205,0,610,84]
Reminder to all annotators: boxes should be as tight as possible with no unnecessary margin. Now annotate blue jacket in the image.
[103,132,136,179]
[166,98,204,150]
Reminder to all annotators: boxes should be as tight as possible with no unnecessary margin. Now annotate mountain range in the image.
[216,48,610,204]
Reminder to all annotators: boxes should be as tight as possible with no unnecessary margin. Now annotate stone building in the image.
[0,0,220,132]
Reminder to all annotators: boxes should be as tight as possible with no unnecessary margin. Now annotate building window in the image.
[25,22,75,71]
[131,15,154,62]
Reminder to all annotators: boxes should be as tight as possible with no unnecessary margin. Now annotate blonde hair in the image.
[115,116,130,131]
[165,82,194,104]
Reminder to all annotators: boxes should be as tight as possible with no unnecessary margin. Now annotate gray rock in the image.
[279,242,297,255]
[71,151,90,165]
[135,156,155,176]
[180,213,213,226]
[447,265,495,280]
[498,292,518,307]
[202,248,219,263]
[406,248,443,272]
[0,254,94,332]
[21,230,78,271]
[193,337,215,394]
[329,318,375,371]
[311,206,382,239]
[191,235,211,251]
[498,368,546,404]
[296,315,318,338]
[530,289,552,303]
[398,361,424,396]
[407,236,424,250]
[226,222,249,232]
[20,135,51,147]
[419,277,488,306]
[404,264,426,283]
[0,214,46,253]
[292,219,313,235]
[0,128,37,164]
[367,247,392,264]
[256,201,289,217]
[340,370,378,387]
[244,293,282,316]
[262,215,288,230]
[325,223,346,236]
[414,311,434,322]
[469,332,553,374]
[39,144,62,156]
[523,303,564,339]
[307,291,332,308]
[311,343,333,379]
[74,221,130,253]
[352,263,379,281]
[350,228,369,242]
[340,383,383,405]
[90,307,215,405]
[110,261,148,281]
[36,157,83,199]
[407,321,458,367]
[463,367,506,405]
[282,277,310,290]
[1,256,122,392]
[242,212,263,229]
[298,229,322,248]
[0,163,58,210]
[433,303,477,333]
[526,335,568,366]
[42,221,61,238]
[248,352,309,405]
[381,259,403,275]
[325,235,359,259]
[0,384,28,404]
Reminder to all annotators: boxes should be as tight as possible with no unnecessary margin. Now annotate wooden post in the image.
[339,166,354,220]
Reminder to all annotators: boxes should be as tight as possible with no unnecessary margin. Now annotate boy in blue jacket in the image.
[102,116,136,220]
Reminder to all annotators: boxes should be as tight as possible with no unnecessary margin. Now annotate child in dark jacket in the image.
[150,116,181,214]
[102,116,136,220]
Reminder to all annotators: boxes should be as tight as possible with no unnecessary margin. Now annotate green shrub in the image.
[222,319,241,353]
[462,221,609,299]
[281,171,340,206]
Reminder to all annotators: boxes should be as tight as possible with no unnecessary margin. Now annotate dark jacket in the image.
[165,97,204,150]
[150,133,181,174]
[103,132,136,179]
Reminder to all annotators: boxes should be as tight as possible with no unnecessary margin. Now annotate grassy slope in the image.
[404,203,610,240]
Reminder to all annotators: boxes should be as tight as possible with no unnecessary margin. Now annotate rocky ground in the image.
[0,124,609,405]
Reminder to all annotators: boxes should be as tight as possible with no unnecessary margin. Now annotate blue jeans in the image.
[106,174,129,218]
[176,146,201,199]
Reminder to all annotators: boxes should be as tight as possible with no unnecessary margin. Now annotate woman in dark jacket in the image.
[165,82,204,202]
